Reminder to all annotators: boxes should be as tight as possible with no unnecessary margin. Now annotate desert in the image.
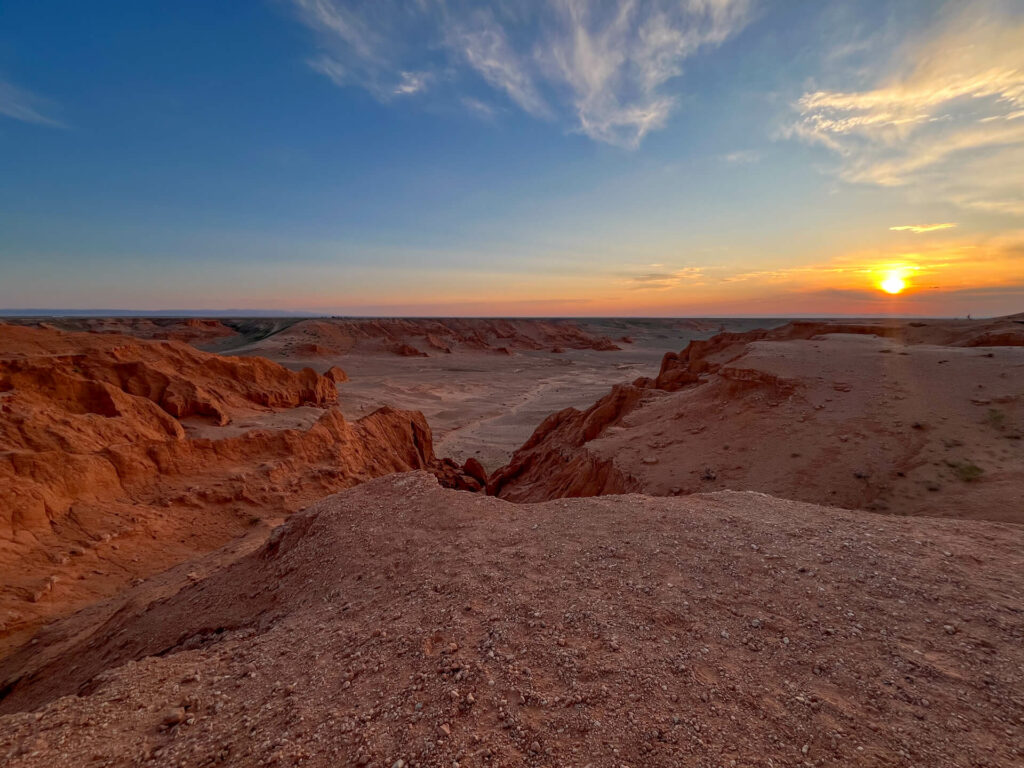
[4,2,1024,764]
[1,314,1023,767]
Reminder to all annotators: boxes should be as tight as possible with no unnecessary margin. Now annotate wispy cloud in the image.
[889,223,957,234]
[0,78,63,127]
[450,20,551,118]
[461,96,498,120]
[289,0,752,148]
[791,5,1024,215]
[393,71,431,96]
[722,149,760,165]
[622,266,704,290]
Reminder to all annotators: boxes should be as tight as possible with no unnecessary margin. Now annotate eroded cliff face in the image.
[486,384,644,502]
[487,318,1024,514]
[0,325,478,653]
[232,317,623,358]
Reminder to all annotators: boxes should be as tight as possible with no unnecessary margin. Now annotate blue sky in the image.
[1,0,1022,316]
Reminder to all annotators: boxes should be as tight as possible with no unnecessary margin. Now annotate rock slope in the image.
[489,318,1024,521]
[230,318,622,358]
[3,317,239,346]
[1,473,1022,767]
[0,325,476,655]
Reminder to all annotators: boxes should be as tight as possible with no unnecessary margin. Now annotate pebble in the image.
[161,707,186,727]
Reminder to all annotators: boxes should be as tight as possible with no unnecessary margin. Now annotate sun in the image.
[880,274,906,294]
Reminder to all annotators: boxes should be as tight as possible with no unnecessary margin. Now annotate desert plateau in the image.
[4,2,1024,765]
[1,314,1023,768]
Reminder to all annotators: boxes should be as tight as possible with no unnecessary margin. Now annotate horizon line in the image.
[0,309,996,320]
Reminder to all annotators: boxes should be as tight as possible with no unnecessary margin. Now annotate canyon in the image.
[1,314,1022,766]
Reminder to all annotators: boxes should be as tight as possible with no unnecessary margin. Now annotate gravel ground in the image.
[3,472,1022,767]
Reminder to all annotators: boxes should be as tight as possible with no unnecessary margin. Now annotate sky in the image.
[1,0,1022,317]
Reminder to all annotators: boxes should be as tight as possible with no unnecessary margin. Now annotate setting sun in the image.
[881,274,906,294]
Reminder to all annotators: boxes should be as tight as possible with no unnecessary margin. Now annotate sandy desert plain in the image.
[1,313,1023,767]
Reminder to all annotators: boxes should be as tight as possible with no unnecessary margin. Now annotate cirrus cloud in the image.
[290,0,752,148]
[0,78,63,127]
[889,223,957,234]
[791,5,1024,216]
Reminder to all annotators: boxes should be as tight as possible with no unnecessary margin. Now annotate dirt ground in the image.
[268,320,781,471]
[2,315,1023,768]
[2,473,1022,767]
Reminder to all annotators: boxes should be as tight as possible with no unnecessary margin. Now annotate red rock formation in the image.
[323,366,348,383]
[462,457,487,486]
[392,343,428,357]
[0,325,472,653]
[2,317,238,346]
[487,384,644,501]
[425,334,453,353]
[490,316,1024,514]
[232,318,623,358]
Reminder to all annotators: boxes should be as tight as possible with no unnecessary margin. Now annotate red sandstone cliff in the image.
[237,318,623,358]
[0,325,477,653]
[489,317,1024,516]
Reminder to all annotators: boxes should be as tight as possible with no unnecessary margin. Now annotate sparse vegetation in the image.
[950,461,984,483]
[986,408,1006,431]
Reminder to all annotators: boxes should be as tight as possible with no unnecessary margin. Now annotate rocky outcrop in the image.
[487,384,645,502]
[392,343,428,357]
[1,473,1021,767]
[0,326,471,652]
[323,366,348,383]
[2,317,238,346]
[227,318,623,358]
[489,317,1024,514]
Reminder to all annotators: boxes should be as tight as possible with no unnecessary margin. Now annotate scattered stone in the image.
[161,707,186,727]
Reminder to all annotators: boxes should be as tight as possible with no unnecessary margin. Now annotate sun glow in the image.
[872,263,916,295]
[880,274,906,294]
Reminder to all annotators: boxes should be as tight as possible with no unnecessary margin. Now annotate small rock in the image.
[162,707,186,727]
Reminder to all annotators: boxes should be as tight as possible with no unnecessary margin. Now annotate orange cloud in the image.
[889,223,957,233]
